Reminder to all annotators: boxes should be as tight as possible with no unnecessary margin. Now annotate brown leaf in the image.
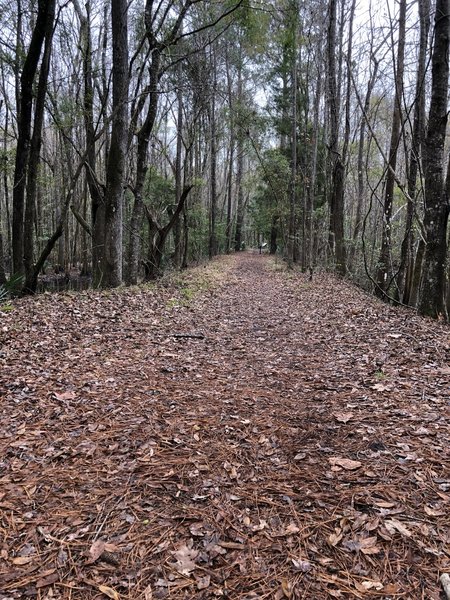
[36,570,58,588]
[328,528,343,546]
[333,412,354,423]
[170,542,199,575]
[329,457,362,470]
[372,383,389,392]
[294,452,306,461]
[424,505,445,517]
[284,523,300,535]
[189,522,206,537]
[382,583,402,594]
[87,540,105,563]
[281,578,293,598]
[53,390,76,401]
[196,575,211,590]
[355,580,383,592]
[327,590,343,598]
[12,556,33,565]
[372,500,396,508]
[384,519,412,537]
[98,585,120,599]
[292,558,312,573]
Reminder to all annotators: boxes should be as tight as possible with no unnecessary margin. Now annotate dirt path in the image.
[1,253,449,599]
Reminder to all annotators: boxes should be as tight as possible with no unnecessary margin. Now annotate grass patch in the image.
[162,256,234,308]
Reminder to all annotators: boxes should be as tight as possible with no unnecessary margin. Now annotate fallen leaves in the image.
[342,536,381,555]
[0,254,449,599]
[384,519,413,538]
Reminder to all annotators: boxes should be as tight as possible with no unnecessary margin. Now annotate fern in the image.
[0,274,24,302]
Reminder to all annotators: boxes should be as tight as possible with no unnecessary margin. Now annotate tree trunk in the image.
[234,56,244,252]
[418,0,450,318]
[12,0,50,276]
[209,46,218,259]
[410,238,425,307]
[351,54,379,269]
[127,48,161,284]
[0,232,6,285]
[326,0,347,275]
[181,207,189,269]
[144,186,193,280]
[173,64,184,268]
[23,0,56,290]
[287,7,298,268]
[22,160,84,294]
[396,0,429,305]
[94,0,128,288]
[376,0,406,296]
[270,215,279,254]
[74,0,106,280]
[305,71,321,272]
[225,47,235,253]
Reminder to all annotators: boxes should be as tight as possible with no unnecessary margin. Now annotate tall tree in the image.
[12,0,54,276]
[418,0,450,318]
[22,0,56,292]
[287,0,298,267]
[326,0,346,275]
[93,0,129,288]
[396,0,430,304]
[375,0,406,296]
[209,45,218,259]
[234,45,245,252]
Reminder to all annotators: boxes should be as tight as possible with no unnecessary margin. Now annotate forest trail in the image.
[1,253,449,599]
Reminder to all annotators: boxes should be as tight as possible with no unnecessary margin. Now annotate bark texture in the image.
[418,0,450,318]
[94,0,129,288]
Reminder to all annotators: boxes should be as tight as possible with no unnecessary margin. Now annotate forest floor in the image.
[0,252,449,600]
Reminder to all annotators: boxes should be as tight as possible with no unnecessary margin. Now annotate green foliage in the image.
[187,205,209,261]
[0,273,24,306]
[144,167,175,215]
[231,0,270,56]
[249,149,290,238]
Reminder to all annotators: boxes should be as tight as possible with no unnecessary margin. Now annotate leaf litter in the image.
[0,253,449,599]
